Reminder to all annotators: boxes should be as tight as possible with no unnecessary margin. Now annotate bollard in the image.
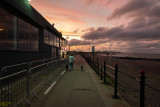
[113,63,119,98]
[104,60,106,83]
[101,66,103,80]
[140,71,145,107]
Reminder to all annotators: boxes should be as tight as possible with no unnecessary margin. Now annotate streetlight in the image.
[27,0,31,2]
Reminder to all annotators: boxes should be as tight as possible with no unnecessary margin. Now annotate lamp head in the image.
[27,0,31,2]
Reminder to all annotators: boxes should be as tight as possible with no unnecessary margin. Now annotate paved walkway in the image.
[31,55,129,107]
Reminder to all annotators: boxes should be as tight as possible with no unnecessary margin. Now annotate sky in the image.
[30,0,160,53]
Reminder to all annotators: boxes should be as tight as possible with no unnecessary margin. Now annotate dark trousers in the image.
[69,62,73,70]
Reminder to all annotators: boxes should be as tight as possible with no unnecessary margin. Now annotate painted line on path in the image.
[44,81,56,94]
[61,70,65,75]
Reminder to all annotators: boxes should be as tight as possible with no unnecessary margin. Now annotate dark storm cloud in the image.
[107,0,154,20]
[82,26,160,41]
[79,0,160,53]
[83,26,123,40]
[83,0,160,41]
[86,0,113,6]
[69,38,110,46]
[69,39,90,46]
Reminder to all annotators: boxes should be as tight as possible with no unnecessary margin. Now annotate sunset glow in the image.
[30,0,160,53]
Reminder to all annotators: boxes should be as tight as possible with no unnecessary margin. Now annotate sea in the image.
[99,53,160,59]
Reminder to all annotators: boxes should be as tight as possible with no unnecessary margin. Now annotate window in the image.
[52,47,56,58]
[57,37,59,47]
[0,8,17,50]
[53,35,56,46]
[49,33,53,45]
[18,18,30,51]
[31,25,39,51]
[44,29,49,44]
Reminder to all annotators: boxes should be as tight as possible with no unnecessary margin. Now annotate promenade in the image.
[31,54,129,107]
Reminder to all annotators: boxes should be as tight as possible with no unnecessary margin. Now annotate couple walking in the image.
[69,54,74,71]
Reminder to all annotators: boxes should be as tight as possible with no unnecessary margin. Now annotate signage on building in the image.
[61,47,67,51]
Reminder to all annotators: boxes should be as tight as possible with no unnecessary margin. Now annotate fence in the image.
[0,58,67,107]
[81,53,160,107]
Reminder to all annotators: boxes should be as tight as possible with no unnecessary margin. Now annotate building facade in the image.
[0,0,66,68]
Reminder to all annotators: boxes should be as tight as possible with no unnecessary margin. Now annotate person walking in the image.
[69,54,74,71]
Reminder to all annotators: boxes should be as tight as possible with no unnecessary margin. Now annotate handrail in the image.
[119,70,138,81]
[145,83,160,93]
[47,60,57,64]
[29,63,46,71]
[0,56,67,107]
[0,70,27,80]
[106,65,115,70]
[2,62,29,72]
[106,70,115,78]
[81,53,160,107]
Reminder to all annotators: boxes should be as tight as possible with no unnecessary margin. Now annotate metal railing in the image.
[81,53,160,107]
[0,58,67,107]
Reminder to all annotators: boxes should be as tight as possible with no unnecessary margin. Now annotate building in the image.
[60,37,67,58]
[0,0,66,69]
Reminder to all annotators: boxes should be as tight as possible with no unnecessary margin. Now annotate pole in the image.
[97,58,99,74]
[140,71,145,107]
[104,60,106,83]
[113,63,118,98]
[101,66,102,80]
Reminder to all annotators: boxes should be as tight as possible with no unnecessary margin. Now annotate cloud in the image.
[86,0,94,5]
[82,25,160,41]
[107,0,154,20]
[69,39,90,46]
[72,0,160,53]
[85,0,113,6]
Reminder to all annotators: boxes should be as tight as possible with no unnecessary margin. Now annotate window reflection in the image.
[18,18,30,51]
[57,37,59,47]
[49,33,53,45]
[44,29,59,48]
[44,29,49,44]
[0,8,17,50]
[54,35,56,46]
[31,25,39,51]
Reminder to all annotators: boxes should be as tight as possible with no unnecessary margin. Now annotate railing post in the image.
[104,60,106,83]
[0,68,3,103]
[113,63,118,98]
[90,55,91,63]
[96,58,99,74]
[101,66,103,80]
[140,71,145,107]
[93,56,94,69]
[45,62,48,82]
[27,62,30,95]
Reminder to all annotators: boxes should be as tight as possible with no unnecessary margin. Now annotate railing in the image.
[0,58,67,107]
[81,53,160,107]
